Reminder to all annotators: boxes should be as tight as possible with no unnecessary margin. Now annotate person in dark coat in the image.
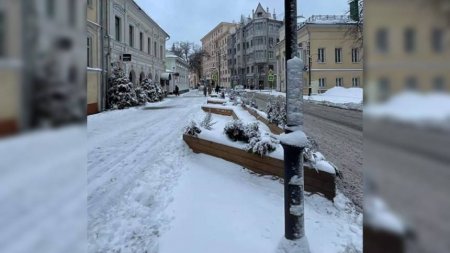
[215,85,220,94]
[174,85,179,96]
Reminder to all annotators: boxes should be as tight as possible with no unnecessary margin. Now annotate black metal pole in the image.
[308,56,312,96]
[284,0,298,62]
[284,0,303,241]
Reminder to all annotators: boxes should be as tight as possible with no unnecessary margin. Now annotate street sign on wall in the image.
[122,54,132,62]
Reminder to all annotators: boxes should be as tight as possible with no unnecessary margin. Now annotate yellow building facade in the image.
[0,0,23,136]
[87,0,104,115]
[365,0,450,102]
[201,22,236,87]
[276,15,363,94]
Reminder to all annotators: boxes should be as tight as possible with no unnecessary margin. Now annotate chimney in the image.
[273,8,276,19]
[252,9,254,17]
[267,7,269,13]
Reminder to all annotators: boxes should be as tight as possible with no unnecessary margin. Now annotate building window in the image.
[405,76,417,89]
[433,76,445,90]
[0,12,5,57]
[352,48,359,63]
[268,51,274,59]
[376,28,388,53]
[335,48,342,63]
[148,38,151,54]
[404,28,416,53]
[129,25,134,47]
[336,78,343,87]
[154,41,157,56]
[432,28,444,53]
[352,77,360,87]
[47,0,55,18]
[319,78,326,88]
[378,77,390,101]
[318,48,325,63]
[139,32,143,51]
[87,36,92,67]
[115,16,121,41]
[160,45,163,59]
[87,0,93,8]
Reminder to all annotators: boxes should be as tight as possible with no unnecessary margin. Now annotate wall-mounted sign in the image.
[122,54,132,62]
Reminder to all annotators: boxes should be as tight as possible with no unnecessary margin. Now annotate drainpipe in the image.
[99,0,106,111]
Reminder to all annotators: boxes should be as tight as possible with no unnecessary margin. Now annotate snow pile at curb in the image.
[364,195,407,234]
[365,92,450,129]
[304,87,363,110]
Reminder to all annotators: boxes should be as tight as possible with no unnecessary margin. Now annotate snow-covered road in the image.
[88,92,206,252]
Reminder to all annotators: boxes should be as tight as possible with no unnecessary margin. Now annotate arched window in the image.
[129,70,136,85]
[139,72,145,84]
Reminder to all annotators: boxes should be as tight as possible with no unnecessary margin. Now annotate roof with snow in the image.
[298,15,358,29]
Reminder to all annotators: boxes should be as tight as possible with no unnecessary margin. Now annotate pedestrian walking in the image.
[174,85,179,96]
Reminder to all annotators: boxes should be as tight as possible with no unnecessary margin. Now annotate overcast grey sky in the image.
[135,0,349,45]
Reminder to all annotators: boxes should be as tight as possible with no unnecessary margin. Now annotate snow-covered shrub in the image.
[224,121,262,142]
[229,90,237,101]
[108,67,138,109]
[134,85,148,105]
[266,96,287,127]
[224,120,246,141]
[243,122,260,140]
[303,136,319,162]
[141,78,164,102]
[240,92,258,109]
[200,112,216,130]
[245,133,279,156]
[184,120,201,137]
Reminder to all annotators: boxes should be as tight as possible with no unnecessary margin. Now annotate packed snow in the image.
[305,87,363,105]
[87,90,361,253]
[0,126,86,253]
[365,91,450,129]
[278,131,308,148]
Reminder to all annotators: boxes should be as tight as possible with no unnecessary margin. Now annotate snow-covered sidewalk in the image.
[159,154,362,253]
[88,91,361,253]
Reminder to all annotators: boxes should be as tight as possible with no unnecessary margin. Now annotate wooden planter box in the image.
[183,134,336,200]
[207,100,226,105]
[243,107,284,135]
[201,106,238,119]
[364,225,406,253]
[201,106,233,116]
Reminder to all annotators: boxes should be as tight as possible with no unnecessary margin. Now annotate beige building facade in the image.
[87,0,104,115]
[276,15,363,94]
[1,0,85,136]
[201,22,236,88]
[0,0,22,136]
[365,0,450,103]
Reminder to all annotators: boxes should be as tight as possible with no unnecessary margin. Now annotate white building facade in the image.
[165,51,190,94]
[106,0,169,86]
